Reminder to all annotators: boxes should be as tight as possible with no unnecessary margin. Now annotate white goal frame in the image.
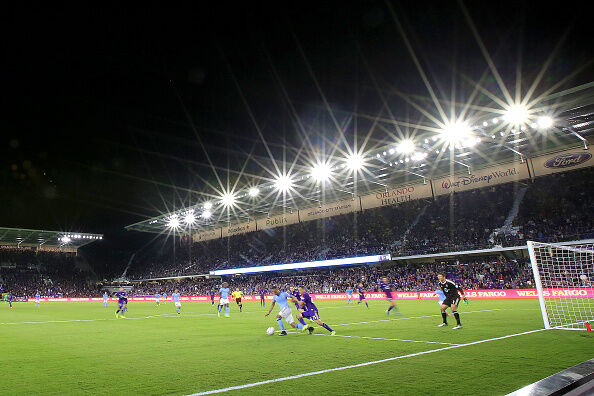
[527,241,594,330]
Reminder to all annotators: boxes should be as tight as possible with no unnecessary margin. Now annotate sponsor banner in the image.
[192,228,221,243]
[433,162,529,195]
[27,288,594,302]
[222,220,256,238]
[531,147,593,177]
[256,212,299,231]
[300,198,360,222]
[361,183,432,210]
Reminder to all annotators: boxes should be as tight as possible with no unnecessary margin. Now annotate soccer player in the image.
[115,288,128,318]
[103,291,109,307]
[172,289,181,314]
[289,286,307,327]
[357,283,369,308]
[34,292,40,308]
[155,293,161,306]
[436,273,466,329]
[381,277,401,316]
[163,292,167,305]
[346,287,353,304]
[218,282,231,318]
[231,288,243,312]
[8,293,13,308]
[209,289,215,305]
[296,286,335,335]
[433,289,450,317]
[258,289,265,307]
[265,286,307,336]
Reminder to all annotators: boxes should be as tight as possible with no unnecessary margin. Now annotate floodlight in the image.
[274,174,293,192]
[537,116,553,130]
[439,120,472,145]
[396,140,415,154]
[221,193,235,207]
[201,210,211,219]
[504,105,529,124]
[411,152,427,161]
[248,187,260,197]
[388,148,395,155]
[167,216,180,228]
[203,202,213,210]
[184,212,196,225]
[311,162,331,182]
[345,153,364,171]
[61,236,71,243]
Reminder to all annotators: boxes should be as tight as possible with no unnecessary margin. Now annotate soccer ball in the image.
[266,327,275,335]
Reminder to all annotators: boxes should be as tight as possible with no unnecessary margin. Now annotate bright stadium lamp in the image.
[203,202,213,210]
[439,120,472,145]
[201,210,211,219]
[537,116,554,130]
[345,153,364,171]
[396,139,415,154]
[221,193,235,207]
[184,212,196,225]
[311,162,331,182]
[248,187,260,197]
[167,216,180,229]
[274,174,293,192]
[504,105,529,125]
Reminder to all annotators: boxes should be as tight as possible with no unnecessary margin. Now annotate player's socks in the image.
[276,319,285,331]
[441,312,448,323]
[453,311,461,325]
[298,317,306,326]
[225,306,230,317]
[365,302,369,308]
[296,323,305,330]
[239,304,242,312]
[321,323,333,332]
[387,305,394,312]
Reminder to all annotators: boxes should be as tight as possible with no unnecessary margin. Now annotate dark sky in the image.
[2,1,592,237]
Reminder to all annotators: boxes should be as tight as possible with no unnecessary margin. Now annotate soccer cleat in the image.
[330,331,336,336]
[301,324,309,332]
[224,314,230,318]
[386,310,390,316]
[438,323,448,327]
[120,315,126,319]
[279,331,287,336]
[308,326,314,335]
[452,325,463,330]
[115,313,119,318]
[217,312,220,317]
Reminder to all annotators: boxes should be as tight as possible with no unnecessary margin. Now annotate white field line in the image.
[310,333,461,345]
[0,312,179,325]
[187,328,547,395]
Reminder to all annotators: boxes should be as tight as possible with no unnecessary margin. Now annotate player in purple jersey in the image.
[289,286,307,326]
[258,289,265,307]
[8,293,13,308]
[296,286,335,335]
[381,277,400,316]
[115,288,128,318]
[209,290,216,305]
[357,283,369,308]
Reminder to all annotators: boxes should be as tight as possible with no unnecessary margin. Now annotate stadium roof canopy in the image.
[126,82,594,235]
[0,227,103,249]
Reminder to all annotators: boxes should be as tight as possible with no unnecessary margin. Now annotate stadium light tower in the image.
[311,162,331,182]
[274,174,293,192]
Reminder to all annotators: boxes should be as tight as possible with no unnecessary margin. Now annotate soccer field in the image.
[1,299,592,395]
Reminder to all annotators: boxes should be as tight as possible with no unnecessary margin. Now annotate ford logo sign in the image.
[544,153,592,169]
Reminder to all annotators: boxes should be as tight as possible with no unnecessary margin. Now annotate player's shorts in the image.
[438,300,444,305]
[359,294,365,300]
[347,294,352,298]
[219,298,229,305]
[302,309,320,321]
[385,292,393,301]
[278,306,295,324]
[235,298,242,303]
[175,301,181,308]
[118,299,127,307]
[442,297,460,307]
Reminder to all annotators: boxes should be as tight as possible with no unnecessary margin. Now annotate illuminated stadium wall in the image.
[192,146,593,243]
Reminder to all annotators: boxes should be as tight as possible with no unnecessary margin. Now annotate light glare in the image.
[248,187,260,197]
[504,105,529,125]
[537,116,553,130]
[396,140,415,154]
[311,162,332,182]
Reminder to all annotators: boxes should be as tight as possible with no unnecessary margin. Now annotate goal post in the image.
[527,241,594,330]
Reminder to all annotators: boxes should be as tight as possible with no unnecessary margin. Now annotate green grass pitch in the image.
[1,299,592,395]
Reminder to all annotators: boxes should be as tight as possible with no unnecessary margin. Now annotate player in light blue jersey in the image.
[265,286,307,336]
[172,289,181,314]
[346,287,353,304]
[218,282,231,318]
[35,292,40,308]
[155,293,161,306]
[103,292,109,307]
[163,292,167,304]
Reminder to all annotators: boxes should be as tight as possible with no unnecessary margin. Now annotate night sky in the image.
[2,1,592,239]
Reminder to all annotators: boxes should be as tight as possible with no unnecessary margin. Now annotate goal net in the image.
[527,241,594,330]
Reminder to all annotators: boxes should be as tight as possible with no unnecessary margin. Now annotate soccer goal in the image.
[527,241,594,330]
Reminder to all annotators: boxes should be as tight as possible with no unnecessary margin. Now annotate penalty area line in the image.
[187,328,547,395]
